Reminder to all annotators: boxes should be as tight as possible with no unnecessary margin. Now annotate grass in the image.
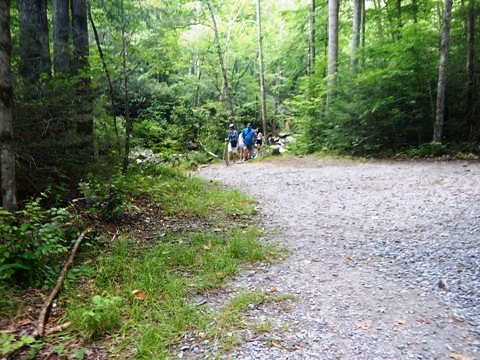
[0,165,280,359]
[65,229,277,358]
[59,165,280,358]
[127,167,256,218]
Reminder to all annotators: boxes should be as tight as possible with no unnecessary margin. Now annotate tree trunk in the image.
[373,0,384,39]
[351,0,361,70]
[194,55,202,107]
[0,0,17,211]
[121,0,131,174]
[256,0,267,137]
[88,5,120,146]
[433,0,453,143]
[412,0,418,23]
[53,0,70,74]
[395,0,402,39]
[361,0,366,48]
[326,0,339,112]
[71,0,93,159]
[206,1,235,117]
[71,0,89,75]
[465,0,475,138]
[308,0,316,76]
[17,0,51,84]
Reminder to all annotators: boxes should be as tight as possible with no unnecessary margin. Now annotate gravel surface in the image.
[194,157,480,359]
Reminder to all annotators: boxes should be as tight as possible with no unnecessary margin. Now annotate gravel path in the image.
[197,157,480,360]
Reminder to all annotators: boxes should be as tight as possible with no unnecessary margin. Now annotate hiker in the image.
[241,123,256,160]
[255,128,263,157]
[226,124,238,164]
[238,131,245,161]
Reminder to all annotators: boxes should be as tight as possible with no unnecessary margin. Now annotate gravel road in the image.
[197,157,480,360]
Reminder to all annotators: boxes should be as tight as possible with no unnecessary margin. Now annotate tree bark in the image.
[433,0,453,143]
[206,1,235,117]
[53,0,70,74]
[256,0,267,137]
[308,0,316,76]
[351,0,361,70]
[361,0,366,48]
[17,0,51,84]
[326,0,339,112]
[465,0,475,138]
[71,0,93,159]
[194,55,202,107]
[121,0,131,174]
[71,0,89,75]
[0,0,16,211]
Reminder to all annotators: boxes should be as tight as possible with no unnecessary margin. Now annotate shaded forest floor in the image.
[0,167,280,359]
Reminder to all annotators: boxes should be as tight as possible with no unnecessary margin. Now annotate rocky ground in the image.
[195,156,480,360]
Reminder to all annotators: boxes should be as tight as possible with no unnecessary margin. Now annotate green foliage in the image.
[0,197,76,286]
[128,165,255,218]
[68,295,123,340]
[405,142,447,158]
[79,174,128,221]
[0,333,41,358]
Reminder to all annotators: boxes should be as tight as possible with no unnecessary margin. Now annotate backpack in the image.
[229,130,238,147]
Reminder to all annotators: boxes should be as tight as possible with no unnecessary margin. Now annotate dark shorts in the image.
[256,140,263,145]
[246,144,253,150]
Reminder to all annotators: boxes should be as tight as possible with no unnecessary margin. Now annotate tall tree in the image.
[464,0,475,138]
[361,0,366,48]
[17,0,51,83]
[256,0,267,136]
[53,0,70,74]
[121,0,132,173]
[71,0,93,156]
[308,0,316,75]
[433,0,454,143]
[326,0,339,112]
[71,0,89,75]
[205,1,235,117]
[0,0,16,211]
[351,0,361,70]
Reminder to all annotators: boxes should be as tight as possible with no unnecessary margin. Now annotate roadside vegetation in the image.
[0,163,280,359]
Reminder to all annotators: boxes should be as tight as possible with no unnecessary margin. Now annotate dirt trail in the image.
[198,157,480,360]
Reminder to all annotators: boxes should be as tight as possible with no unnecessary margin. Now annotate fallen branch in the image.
[45,321,72,336]
[34,228,93,338]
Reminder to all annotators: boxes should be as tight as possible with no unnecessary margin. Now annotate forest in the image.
[0,0,479,358]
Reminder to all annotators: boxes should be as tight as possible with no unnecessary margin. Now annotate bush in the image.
[0,197,76,286]
[79,174,128,221]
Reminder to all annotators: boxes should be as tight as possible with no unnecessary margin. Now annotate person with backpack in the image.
[226,124,239,164]
[241,123,256,160]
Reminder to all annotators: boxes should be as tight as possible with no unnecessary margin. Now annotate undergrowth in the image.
[1,165,279,359]
[63,166,278,358]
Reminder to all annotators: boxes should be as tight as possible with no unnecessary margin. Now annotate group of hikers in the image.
[226,122,263,164]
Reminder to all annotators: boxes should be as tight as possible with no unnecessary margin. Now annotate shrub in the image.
[79,174,128,221]
[0,197,75,286]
